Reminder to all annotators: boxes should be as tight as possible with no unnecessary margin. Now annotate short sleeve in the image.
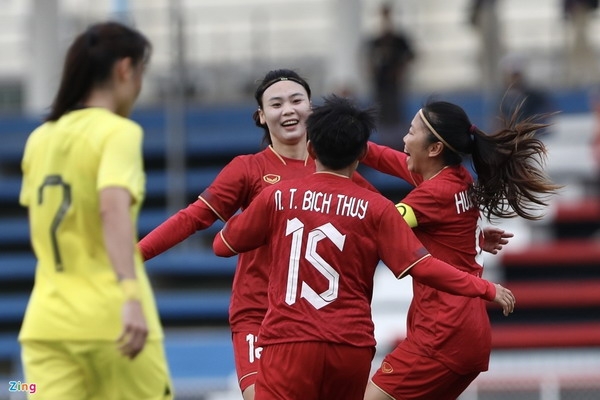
[97,122,145,204]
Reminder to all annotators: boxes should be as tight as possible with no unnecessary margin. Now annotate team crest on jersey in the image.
[381,362,394,373]
[263,174,281,184]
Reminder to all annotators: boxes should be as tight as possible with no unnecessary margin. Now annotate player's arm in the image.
[395,204,512,253]
[361,141,421,186]
[100,186,147,359]
[403,256,515,316]
[395,202,418,227]
[213,192,271,257]
[213,211,268,257]
[380,207,515,315]
[213,230,237,257]
[138,199,219,260]
[395,198,513,252]
[139,157,250,260]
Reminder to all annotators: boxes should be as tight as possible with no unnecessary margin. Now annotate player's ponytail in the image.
[422,101,560,220]
[46,21,151,121]
[470,113,561,220]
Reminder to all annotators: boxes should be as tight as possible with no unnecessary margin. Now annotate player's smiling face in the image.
[258,80,311,147]
[403,113,432,174]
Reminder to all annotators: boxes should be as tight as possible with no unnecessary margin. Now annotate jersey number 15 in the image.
[284,217,345,310]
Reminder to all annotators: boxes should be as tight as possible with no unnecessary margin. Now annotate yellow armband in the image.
[120,279,141,301]
[395,202,418,228]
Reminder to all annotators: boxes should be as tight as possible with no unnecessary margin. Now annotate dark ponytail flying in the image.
[421,101,561,220]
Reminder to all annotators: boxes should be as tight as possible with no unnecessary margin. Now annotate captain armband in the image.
[395,202,418,228]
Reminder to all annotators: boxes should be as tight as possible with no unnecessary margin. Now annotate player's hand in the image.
[482,227,513,254]
[117,300,148,359]
[493,284,516,316]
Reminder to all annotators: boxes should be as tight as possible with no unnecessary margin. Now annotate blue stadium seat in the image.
[0,176,21,203]
[0,250,236,280]
[0,290,231,326]
[145,168,222,199]
[0,332,19,360]
[0,293,29,324]
[156,290,231,322]
[146,251,236,277]
[164,330,234,379]
[0,210,223,247]
[0,253,35,279]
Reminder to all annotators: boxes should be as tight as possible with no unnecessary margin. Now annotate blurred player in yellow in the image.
[18,21,172,400]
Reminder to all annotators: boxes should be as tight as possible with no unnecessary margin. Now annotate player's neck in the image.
[314,159,356,178]
[424,165,449,180]
[271,143,308,161]
[84,88,119,115]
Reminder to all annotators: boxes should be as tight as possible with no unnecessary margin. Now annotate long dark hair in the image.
[420,101,561,220]
[46,21,151,121]
[251,69,312,145]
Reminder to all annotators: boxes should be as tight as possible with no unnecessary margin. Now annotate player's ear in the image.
[307,140,317,159]
[114,57,133,83]
[429,141,444,157]
[257,107,266,125]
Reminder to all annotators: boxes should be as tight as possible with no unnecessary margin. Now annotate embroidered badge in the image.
[382,362,394,373]
[263,174,281,184]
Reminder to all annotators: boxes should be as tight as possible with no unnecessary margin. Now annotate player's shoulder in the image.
[228,147,270,165]
[94,109,141,132]
[427,165,471,191]
[363,186,394,208]
[23,120,64,156]
[67,109,143,140]
[25,122,50,145]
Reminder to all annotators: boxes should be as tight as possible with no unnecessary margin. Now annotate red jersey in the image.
[139,146,375,333]
[214,173,495,348]
[363,142,491,374]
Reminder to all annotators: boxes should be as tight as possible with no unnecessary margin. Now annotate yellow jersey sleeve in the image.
[98,122,145,205]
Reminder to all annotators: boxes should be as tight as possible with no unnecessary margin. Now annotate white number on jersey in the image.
[284,218,345,309]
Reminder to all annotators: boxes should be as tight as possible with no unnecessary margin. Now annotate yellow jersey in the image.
[19,107,163,341]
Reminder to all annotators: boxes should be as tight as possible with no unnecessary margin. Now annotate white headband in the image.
[418,108,459,154]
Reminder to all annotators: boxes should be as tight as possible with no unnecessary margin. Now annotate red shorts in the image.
[255,341,374,400]
[231,331,263,392]
[371,346,479,400]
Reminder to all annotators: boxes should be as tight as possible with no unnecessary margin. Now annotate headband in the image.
[418,109,460,154]
[260,76,309,96]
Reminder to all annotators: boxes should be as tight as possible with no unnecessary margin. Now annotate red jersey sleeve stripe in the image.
[220,231,238,254]
[397,254,431,279]
[213,231,238,257]
[198,195,227,222]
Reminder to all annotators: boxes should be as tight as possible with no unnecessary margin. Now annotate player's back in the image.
[256,172,402,348]
[18,107,158,341]
[20,108,144,274]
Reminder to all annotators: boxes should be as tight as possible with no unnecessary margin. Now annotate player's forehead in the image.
[262,80,308,102]
[410,113,425,131]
